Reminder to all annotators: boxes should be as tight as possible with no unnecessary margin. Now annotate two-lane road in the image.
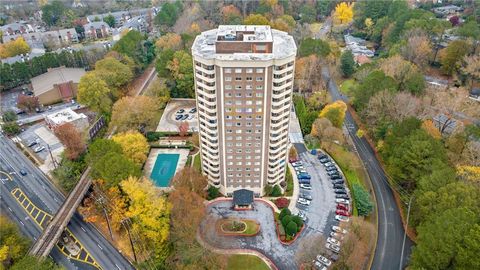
[0,134,134,270]
[321,67,413,270]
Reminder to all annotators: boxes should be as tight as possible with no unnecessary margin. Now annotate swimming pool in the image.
[150,154,180,187]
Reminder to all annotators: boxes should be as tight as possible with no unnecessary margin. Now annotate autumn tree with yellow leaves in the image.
[155,33,183,51]
[112,131,149,166]
[334,2,354,25]
[319,101,348,128]
[457,166,480,184]
[0,37,30,59]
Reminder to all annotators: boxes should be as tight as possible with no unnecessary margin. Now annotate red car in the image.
[289,157,298,163]
[336,204,349,211]
[336,210,350,216]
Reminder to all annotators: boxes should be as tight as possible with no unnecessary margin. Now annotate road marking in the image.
[97,244,103,250]
[8,207,12,212]
[115,264,121,270]
[19,221,24,226]
[0,171,13,181]
[81,227,86,232]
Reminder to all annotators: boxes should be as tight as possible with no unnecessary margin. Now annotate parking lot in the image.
[17,123,64,164]
[156,99,198,132]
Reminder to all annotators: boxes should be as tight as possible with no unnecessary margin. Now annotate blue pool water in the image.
[150,154,180,187]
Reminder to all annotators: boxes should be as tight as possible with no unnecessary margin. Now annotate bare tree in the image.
[401,29,433,68]
[295,234,327,268]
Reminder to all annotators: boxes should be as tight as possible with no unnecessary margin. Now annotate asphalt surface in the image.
[0,134,134,270]
[321,67,413,270]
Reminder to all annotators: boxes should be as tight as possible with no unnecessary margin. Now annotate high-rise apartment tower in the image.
[192,25,296,196]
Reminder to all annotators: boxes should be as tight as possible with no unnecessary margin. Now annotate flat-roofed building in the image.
[192,25,297,196]
[31,67,85,105]
[45,107,88,131]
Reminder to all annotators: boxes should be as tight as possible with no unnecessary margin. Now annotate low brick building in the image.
[31,67,85,105]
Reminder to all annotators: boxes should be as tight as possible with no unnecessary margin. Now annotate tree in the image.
[295,55,320,91]
[168,50,194,98]
[279,208,291,221]
[456,20,480,40]
[2,111,17,122]
[461,54,480,88]
[298,38,331,57]
[10,256,61,270]
[334,2,354,25]
[92,152,141,188]
[77,72,112,115]
[299,4,316,24]
[155,33,183,51]
[400,29,433,68]
[52,155,86,192]
[0,215,30,268]
[456,224,480,269]
[340,50,355,77]
[221,5,242,24]
[286,221,298,236]
[155,49,175,78]
[421,120,441,139]
[291,215,304,230]
[54,123,86,160]
[112,30,152,67]
[120,176,171,260]
[379,55,425,94]
[16,95,38,113]
[319,101,347,128]
[1,122,21,136]
[170,167,207,196]
[352,70,397,110]
[271,15,296,32]
[270,185,282,197]
[86,139,123,164]
[103,14,116,28]
[154,1,183,27]
[112,131,149,166]
[439,40,470,75]
[111,96,159,132]
[94,57,133,90]
[288,147,298,159]
[456,166,480,184]
[0,37,30,59]
[41,0,66,26]
[274,197,289,209]
[243,14,270,25]
[295,235,327,266]
[352,183,373,216]
[411,208,477,269]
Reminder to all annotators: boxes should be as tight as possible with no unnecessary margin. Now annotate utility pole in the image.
[122,219,137,262]
[97,196,114,241]
[46,144,57,169]
[399,195,414,270]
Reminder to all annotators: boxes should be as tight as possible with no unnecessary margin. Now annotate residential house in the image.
[83,22,112,39]
[433,5,463,17]
[469,88,480,102]
[1,22,33,36]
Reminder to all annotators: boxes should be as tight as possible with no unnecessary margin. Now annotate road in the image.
[321,67,413,269]
[0,134,134,270]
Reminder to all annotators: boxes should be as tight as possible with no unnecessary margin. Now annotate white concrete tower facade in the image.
[192,25,296,196]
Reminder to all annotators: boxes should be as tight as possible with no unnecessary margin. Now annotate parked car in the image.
[332,178,344,184]
[334,189,347,194]
[300,193,313,200]
[324,162,333,167]
[289,157,299,163]
[326,166,338,172]
[327,170,339,176]
[337,204,349,211]
[298,179,311,184]
[327,237,341,246]
[189,108,197,113]
[335,198,350,204]
[318,153,327,159]
[335,215,350,222]
[330,175,343,180]
[175,114,183,120]
[297,198,311,206]
[27,140,38,147]
[313,260,327,270]
[181,114,189,120]
[329,232,344,240]
[333,184,344,189]
[336,210,350,217]
[34,146,45,153]
[300,183,312,190]
[297,170,308,175]
[326,243,340,253]
[176,109,185,114]
[188,114,195,120]
[298,210,307,221]
[19,169,27,176]
[319,158,329,163]
[292,161,303,167]
[316,255,332,267]
[298,174,311,180]
[332,226,348,234]
[335,194,349,199]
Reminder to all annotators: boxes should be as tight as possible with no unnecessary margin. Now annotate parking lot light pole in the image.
[399,195,414,270]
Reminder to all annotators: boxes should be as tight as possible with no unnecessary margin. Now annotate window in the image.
[236,115,242,119]
[235,108,242,113]
[246,85,252,90]
[235,68,242,73]
[235,77,242,81]
[256,108,262,113]
[227,155,233,159]
[255,162,260,166]
[246,101,253,105]
[225,68,232,73]
[226,108,232,112]
[225,77,232,81]
[235,85,242,90]
[226,101,233,105]
[226,92,232,97]
[256,68,263,73]
[255,129,261,133]
[236,93,242,97]
[235,100,242,105]
[246,143,252,147]
[226,115,232,119]
[228,162,233,166]
[226,136,233,140]
[226,129,233,133]
[247,92,253,97]
[225,85,232,90]
[236,149,242,153]
[246,116,253,120]
[236,162,243,166]
[226,122,233,126]
[246,162,252,166]
[256,100,262,105]
[246,77,253,81]
[236,136,242,140]
[236,130,242,134]
[256,93,263,97]
[256,116,262,119]
[256,86,263,90]
[246,122,252,126]
[236,122,241,126]
[245,108,253,113]
[236,142,242,147]
[256,77,263,81]
[246,68,253,73]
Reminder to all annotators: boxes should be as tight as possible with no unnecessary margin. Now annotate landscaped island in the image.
[218,218,260,236]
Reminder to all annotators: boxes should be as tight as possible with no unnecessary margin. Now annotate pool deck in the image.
[144,148,189,189]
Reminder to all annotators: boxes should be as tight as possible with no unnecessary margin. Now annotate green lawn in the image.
[244,220,260,235]
[227,255,270,270]
[339,79,357,96]
[193,154,201,172]
[285,166,294,196]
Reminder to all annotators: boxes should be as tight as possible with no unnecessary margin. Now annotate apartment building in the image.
[192,25,296,196]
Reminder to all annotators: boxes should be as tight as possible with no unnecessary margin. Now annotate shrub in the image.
[352,183,373,216]
[264,184,273,196]
[286,221,298,236]
[281,215,292,228]
[275,197,289,209]
[270,185,283,197]
[279,208,291,221]
[207,185,221,200]
[291,215,304,231]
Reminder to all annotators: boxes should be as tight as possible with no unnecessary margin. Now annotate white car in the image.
[335,215,350,222]
[294,166,305,171]
[335,198,350,204]
[330,232,344,240]
[316,255,332,267]
[297,198,311,205]
[332,226,348,234]
[292,161,303,167]
[297,170,307,174]
[325,243,340,253]
[34,146,45,153]
[313,260,327,270]
[327,237,340,246]
[300,183,312,190]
